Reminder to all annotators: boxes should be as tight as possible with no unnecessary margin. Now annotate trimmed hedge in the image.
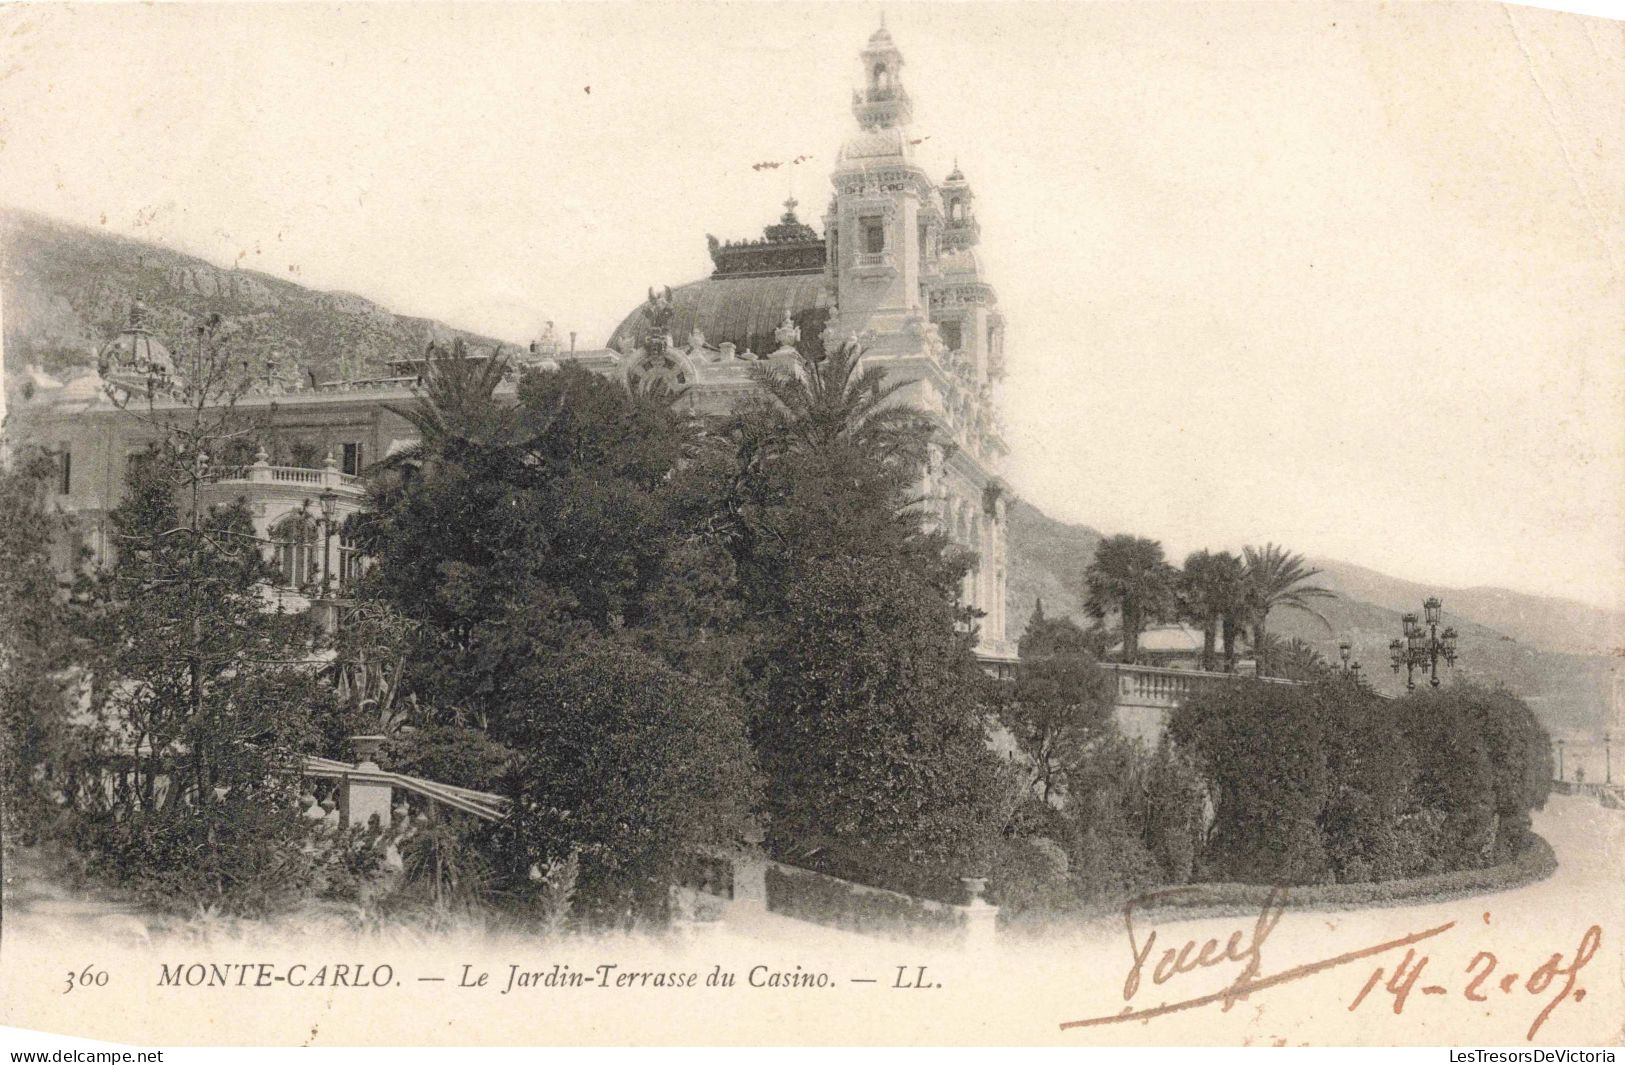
[1126,833,1556,922]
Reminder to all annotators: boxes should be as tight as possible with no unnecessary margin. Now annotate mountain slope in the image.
[1305,557,1622,657]
[1,208,500,385]
[1004,501,1101,641]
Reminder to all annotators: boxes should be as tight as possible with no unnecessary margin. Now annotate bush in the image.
[988,836,1073,919]
[1140,738,1204,885]
[751,555,1005,884]
[1170,678,1551,887]
[71,783,317,917]
[764,862,966,940]
[494,637,758,926]
[384,725,513,793]
[1130,833,1556,918]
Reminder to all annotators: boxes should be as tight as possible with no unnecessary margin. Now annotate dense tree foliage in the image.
[358,350,758,921]
[0,448,78,841]
[496,637,757,923]
[57,325,332,913]
[1004,606,1116,804]
[723,342,1005,887]
[991,602,1205,917]
[1170,678,1550,884]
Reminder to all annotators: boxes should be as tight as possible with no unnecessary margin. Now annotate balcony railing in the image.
[205,462,361,490]
[1104,662,1297,709]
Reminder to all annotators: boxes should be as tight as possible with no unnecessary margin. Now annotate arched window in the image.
[269,513,319,590]
[873,64,891,94]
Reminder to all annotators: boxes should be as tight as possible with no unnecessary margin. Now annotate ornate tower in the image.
[820,25,1015,664]
[825,23,937,359]
[933,164,1003,382]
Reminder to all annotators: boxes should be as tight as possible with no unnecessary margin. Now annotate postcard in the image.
[1,1,1620,1049]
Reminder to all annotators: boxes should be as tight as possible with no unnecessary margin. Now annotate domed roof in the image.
[609,273,833,362]
[97,301,175,381]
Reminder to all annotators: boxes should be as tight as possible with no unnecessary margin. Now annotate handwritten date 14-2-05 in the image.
[1348,918,1601,1041]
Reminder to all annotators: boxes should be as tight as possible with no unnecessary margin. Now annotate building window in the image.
[938,320,962,352]
[270,514,320,590]
[863,217,885,254]
[287,441,324,469]
[341,442,364,477]
[337,530,362,590]
[57,448,72,495]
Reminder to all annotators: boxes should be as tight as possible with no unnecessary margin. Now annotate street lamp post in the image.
[1556,738,1566,783]
[1606,732,1613,786]
[1337,641,1363,685]
[318,487,338,598]
[1388,596,1458,691]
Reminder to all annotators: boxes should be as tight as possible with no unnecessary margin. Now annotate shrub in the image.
[764,862,966,940]
[71,783,317,917]
[1141,738,1204,885]
[988,836,1073,919]
[751,555,1005,886]
[494,637,758,926]
[1170,677,1551,887]
[384,725,513,792]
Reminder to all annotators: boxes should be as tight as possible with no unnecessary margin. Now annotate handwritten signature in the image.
[1058,888,1601,1042]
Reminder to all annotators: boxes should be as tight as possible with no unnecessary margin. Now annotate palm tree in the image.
[383,339,527,465]
[1253,635,1335,682]
[728,339,945,594]
[1084,534,1175,663]
[1179,549,1247,672]
[1243,543,1336,676]
[748,337,932,466]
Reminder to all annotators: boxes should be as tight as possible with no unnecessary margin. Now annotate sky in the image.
[2,2,1621,612]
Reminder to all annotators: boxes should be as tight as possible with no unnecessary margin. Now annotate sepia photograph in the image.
[0,0,1620,1050]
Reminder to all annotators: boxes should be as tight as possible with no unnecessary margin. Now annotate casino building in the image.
[11,24,1017,664]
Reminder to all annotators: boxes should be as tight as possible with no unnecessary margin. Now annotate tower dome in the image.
[97,301,176,388]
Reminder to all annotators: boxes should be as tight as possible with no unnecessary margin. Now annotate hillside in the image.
[1305,557,1622,657]
[1,208,500,385]
[1004,500,1101,641]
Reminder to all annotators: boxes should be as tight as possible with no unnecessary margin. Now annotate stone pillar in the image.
[339,735,392,832]
[250,445,271,484]
[958,876,998,952]
[732,826,769,912]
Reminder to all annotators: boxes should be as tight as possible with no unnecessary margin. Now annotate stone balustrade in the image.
[1104,662,1295,708]
[207,463,361,490]
[1104,662,1298,746]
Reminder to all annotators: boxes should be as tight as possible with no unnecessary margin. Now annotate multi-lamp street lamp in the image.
[1388,596,1458,691]
[1337,641,1363,685]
